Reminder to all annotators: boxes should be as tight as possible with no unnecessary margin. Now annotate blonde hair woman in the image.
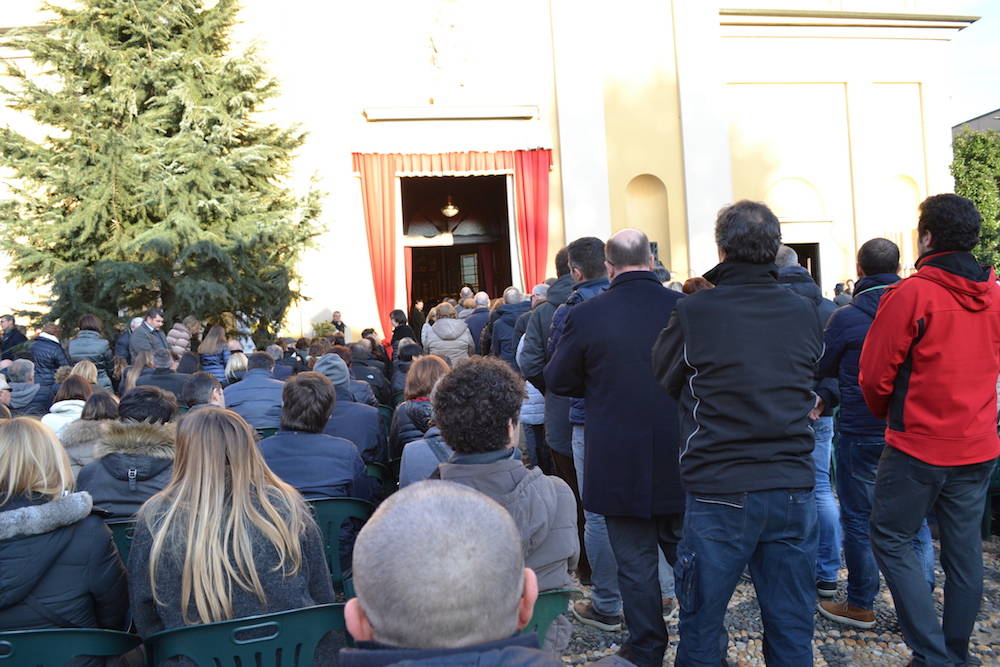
[70,359,99,386]
[128,408,334,650]
[224,351,247,385]
[423,302,475,366]
[0,418,127,632]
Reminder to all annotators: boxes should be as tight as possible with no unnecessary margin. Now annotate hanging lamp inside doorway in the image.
[441,195,460,218]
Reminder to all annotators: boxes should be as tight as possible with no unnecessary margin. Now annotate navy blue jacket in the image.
[339,633,561,666]
[325,386,387,464]
[1,327,27,360]
[223,368,284,429]
[199,347,231,385]
[547,278,609,425]
[464,307,491,353]
[259,430,373,501]
[29,336,71,388]
[820,273,901,437]
[489,300,531,366]
[545,271,684,517]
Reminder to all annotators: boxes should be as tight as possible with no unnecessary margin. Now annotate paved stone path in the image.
[562,535,1000,665]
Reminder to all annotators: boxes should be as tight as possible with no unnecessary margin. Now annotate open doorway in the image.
[402,175,513,305]
[787,242,821,285]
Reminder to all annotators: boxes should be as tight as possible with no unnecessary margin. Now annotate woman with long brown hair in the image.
[388,354,450,460]
[122,349,154,393]
[128,408,334,641]
[197,324,231,384]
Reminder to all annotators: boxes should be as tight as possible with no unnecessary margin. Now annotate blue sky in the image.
[949,0,1000,125]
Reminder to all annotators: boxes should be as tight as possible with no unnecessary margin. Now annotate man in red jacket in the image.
[860,193,1000,667]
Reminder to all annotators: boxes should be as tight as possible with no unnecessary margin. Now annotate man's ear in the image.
[345,597,375,642]
[516,567,539,631]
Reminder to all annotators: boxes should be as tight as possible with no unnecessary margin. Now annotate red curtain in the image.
[353,149,551,336]
[354,153,398,338]
[513,149,551,289]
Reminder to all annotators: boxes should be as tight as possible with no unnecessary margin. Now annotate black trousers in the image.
[605,513,684,667]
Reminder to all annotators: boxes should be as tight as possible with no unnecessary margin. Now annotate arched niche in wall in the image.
[767,177,826,221]
[625,174,670,264]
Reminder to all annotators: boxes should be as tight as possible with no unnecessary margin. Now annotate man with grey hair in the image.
[465,291,492,353]
[266,343,294,380]
[652,200,821,664]
[341,481,624,665]
[485,286,530,366]
[114,316,144,363]
[547,229,684,666]
[6,359,52,417]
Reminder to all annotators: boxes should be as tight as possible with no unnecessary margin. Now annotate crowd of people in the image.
[0,192,997,666]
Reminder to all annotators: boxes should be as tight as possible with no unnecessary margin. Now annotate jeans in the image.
[871,446,997,666]
[812,416,842,584]
[837,435,935,609]
[675,489,818,666]
[571,425,674,615]
[605,514,683,667]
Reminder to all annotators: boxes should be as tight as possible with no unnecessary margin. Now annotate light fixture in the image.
[441,196,459,218]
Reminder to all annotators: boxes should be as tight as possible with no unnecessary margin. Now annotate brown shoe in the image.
[817,600,876,629]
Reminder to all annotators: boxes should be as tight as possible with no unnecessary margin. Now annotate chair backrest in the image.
[0,628,142,666]
[520,589,576,647]
[106,518,137,563]
[306,497,374,596]
[256,427,279,439]
[145,603,345,666]
[365,461,396,497]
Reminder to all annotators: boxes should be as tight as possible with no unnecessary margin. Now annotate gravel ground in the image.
[561,535,1000,665]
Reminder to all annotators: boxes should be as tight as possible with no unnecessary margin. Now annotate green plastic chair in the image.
[107,518,137,563]
[256,427,279,440]
[521,589,579,647]
[144,603,346,666]
[0,628,141,666]
[365,461,395,497]
[307,497,374,597]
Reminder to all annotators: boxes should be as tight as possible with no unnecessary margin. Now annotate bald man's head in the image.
[345,481,537,649]
[605,229,652,272]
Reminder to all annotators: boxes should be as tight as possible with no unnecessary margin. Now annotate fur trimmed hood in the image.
[94,420,175,460]
[59,419,107,449]
[0,492,92,541]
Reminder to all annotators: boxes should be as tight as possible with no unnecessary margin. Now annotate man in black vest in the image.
[546,229,684,666]
[652,200,821,665]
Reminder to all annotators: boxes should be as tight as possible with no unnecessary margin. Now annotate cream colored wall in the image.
[600,0,690,278]
[721,23,957,291]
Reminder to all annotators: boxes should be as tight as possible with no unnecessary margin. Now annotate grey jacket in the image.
[129,322,168,358]
[424,319,475,366]
[59,419,107,475]
[437,452,578,591]
[67,331,114,391]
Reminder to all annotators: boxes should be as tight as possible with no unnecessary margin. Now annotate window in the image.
[460,253,479,291]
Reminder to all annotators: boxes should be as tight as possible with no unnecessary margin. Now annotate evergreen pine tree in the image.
[0,0,322,343]
[952,130,1000,268]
